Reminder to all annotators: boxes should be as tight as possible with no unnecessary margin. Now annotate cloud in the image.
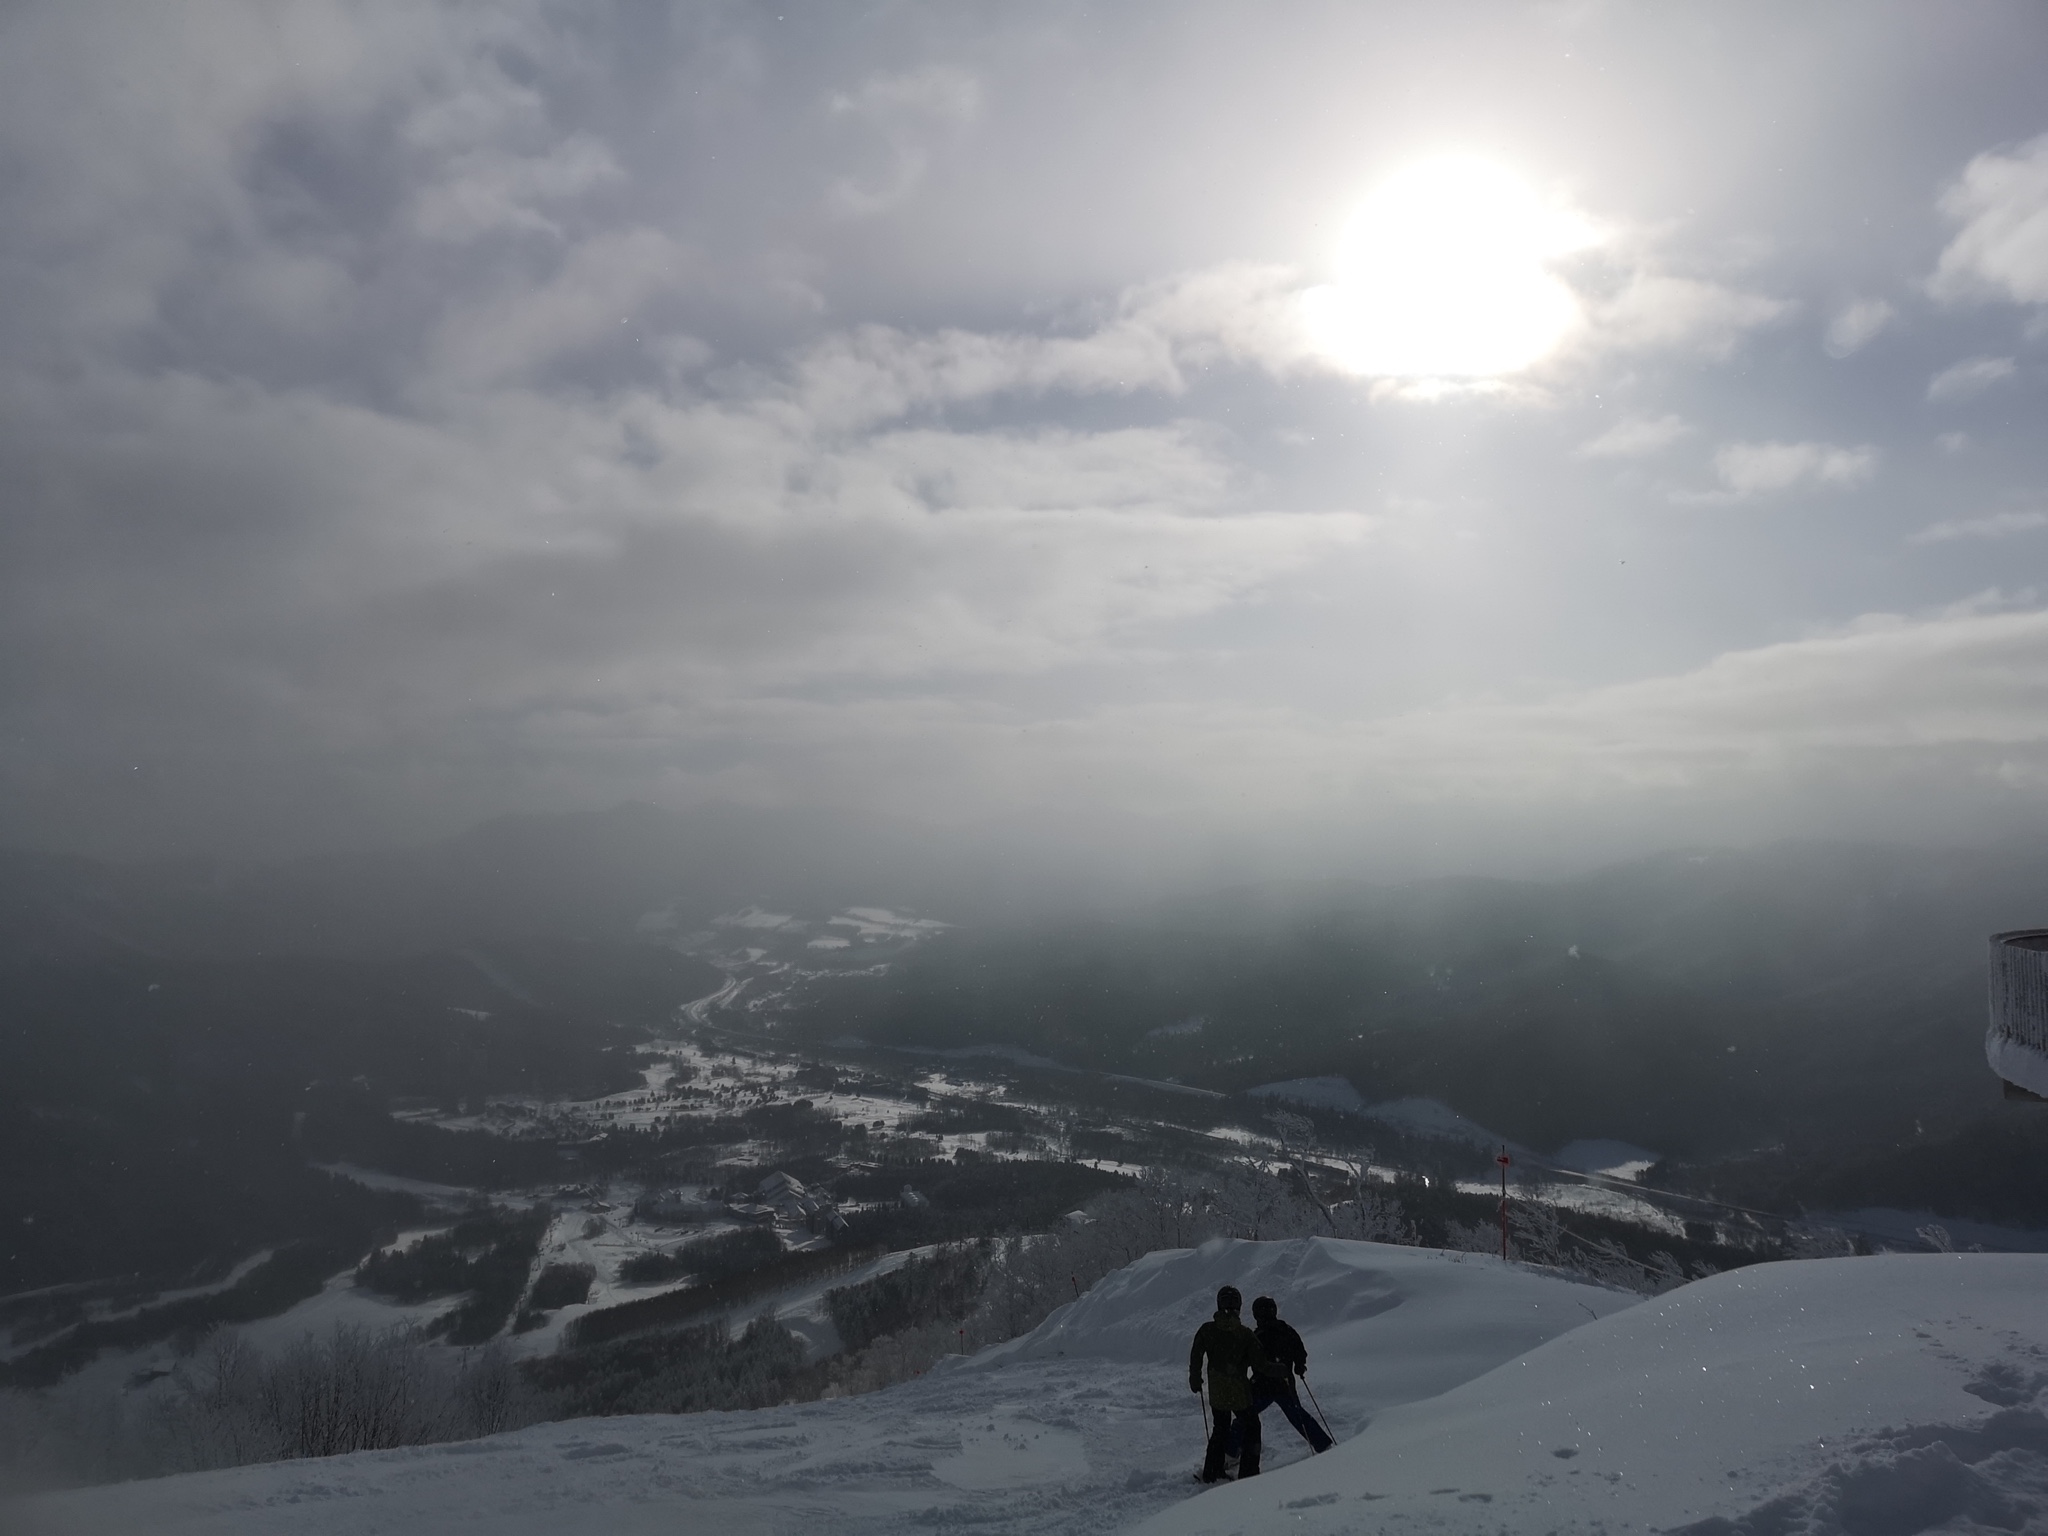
[398,40,627,243]
[1576,413,1690,459]
[1824,298,1894,358]
[1926,355,2017,403]
[1711,441,1878,497]
[1585,274,1792,359]
[1120,263,1326,376]
[1025,258,1791,398]
[1910,510,2048,545]
[429,228,693,385]
[5,1,2046,870]
[782,263,1323,431]
[409,133,623,244]
[0,316,1374,855]
[1931,134,2048,305]
[787,320,1178,434]
[1337,601,2048,807]
[682,599,2048,855]
[827,65,983,216]
[788,223,1792,409]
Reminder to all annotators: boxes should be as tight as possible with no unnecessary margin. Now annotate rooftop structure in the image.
[1987,929,2048,1100]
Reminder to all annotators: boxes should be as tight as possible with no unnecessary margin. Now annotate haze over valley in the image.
[6,4,2048,1531]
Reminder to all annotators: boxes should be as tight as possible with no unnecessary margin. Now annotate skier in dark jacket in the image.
[1189,1285,1288,1481]
[1243,1295,1333,1453]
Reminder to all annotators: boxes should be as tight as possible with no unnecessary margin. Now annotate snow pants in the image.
[1232,1380,1332,1454]
[1204,1405,1260,1480]
[1261,1379,1333,1452]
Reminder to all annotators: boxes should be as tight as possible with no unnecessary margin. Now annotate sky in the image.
[2,1,2047,881]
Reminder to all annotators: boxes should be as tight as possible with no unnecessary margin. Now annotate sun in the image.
[1305,156,1595,380]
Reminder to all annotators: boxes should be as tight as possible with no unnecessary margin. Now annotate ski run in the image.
[13,1238,2048,1535]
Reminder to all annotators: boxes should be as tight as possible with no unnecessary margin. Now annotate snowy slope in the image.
[6,1239,1632,1536]
[1131,1252,2048,1536]
[971,1235,1636,1426]
[27,1247,2036,1536]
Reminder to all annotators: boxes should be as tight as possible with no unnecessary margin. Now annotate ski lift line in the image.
[1511,1202,1677,1281]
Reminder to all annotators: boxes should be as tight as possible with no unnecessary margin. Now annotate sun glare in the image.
[1306,156,1595,380]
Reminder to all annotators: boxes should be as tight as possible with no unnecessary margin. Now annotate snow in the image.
[828,908,950,942]
[716,908,796,930]
[21,1246,2048,1536]
[753,1245,940,1361]
[970,1237,1639,1404]
[1986,1031,2048,1099]
[1817,1207,2048,1255]
[77,1251,276,1327]
[232,1270,464,1356]
[1550,1137,1661,1180]
[508,1240,942,1362]
[1130,1253,2048,1536]
[1453,1175,1687,1234]
[73,1268,470,1402]
[932,1414,1089,1490]
[7,1238,1630,1536]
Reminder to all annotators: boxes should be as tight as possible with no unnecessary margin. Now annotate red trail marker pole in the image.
[1497,1148,1512,1261]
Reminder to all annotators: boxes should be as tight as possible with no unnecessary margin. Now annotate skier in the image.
[1244,1294,1334,1453]
[1188,1284,1288,1482]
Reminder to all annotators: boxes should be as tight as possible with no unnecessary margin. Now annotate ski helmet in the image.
[1252,1295,1277,1321]
[1216,1285,1242,1313]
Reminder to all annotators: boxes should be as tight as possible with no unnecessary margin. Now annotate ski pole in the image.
[1198,1382,1211,1441]
[1301,1376,1334,1442]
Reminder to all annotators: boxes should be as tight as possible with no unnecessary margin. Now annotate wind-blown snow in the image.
[6,1239,1630,1536]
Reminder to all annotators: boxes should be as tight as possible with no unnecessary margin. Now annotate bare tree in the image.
[1326,1148,1409,1243]
[1266,1111,1336,1232]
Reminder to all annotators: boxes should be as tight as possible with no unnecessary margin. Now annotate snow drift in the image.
[1132,1251,2048,1536]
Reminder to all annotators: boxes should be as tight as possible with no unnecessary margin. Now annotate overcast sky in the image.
[3,1,2047,879]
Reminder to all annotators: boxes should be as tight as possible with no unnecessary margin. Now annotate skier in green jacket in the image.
[1188,1285,1289,1481]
